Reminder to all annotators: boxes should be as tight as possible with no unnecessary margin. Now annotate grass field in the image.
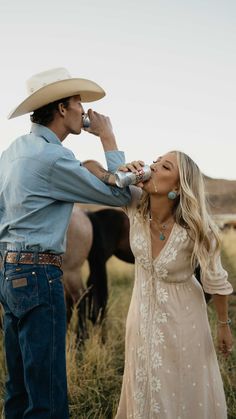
[0,230,235,418]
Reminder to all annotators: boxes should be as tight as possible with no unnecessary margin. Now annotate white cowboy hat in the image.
[8,67,106,119]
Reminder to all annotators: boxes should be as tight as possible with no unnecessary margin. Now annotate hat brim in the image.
[8,78,105,119]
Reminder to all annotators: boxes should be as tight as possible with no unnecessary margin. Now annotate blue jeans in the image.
[0,261,69,419]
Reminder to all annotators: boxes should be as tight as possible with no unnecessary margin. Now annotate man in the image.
[0,67,131,419]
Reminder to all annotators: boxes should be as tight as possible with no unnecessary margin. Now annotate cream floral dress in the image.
[115,189,233,419]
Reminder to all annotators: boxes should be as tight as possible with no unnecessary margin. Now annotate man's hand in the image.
[83,110,117,151]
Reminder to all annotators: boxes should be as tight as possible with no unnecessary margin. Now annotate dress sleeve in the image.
[201,253,233,295]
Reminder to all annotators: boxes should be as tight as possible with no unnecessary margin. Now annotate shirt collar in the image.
[31,123,62,146]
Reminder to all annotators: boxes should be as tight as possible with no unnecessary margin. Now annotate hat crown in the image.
[9,67,105,119]
[26,67,72,94]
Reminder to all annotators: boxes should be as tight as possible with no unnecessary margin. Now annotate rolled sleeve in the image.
[105,150,126,173]
[201,254,233,295]
[49,153,131,206]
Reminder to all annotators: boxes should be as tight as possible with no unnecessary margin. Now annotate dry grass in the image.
[221,230,236,418]
[0,233,235,418]
[221,228,236,272]
[66,259,134,418]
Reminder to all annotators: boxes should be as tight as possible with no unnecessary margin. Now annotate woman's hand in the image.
[217,324,233,357]
[117,160,146,188]
[118,160,145,173]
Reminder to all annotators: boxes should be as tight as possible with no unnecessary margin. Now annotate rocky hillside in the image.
[204,176,236,215]
[79,176,236,218]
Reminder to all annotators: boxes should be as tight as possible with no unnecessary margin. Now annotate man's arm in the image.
[82,160,116,185]
[49,152,131,206]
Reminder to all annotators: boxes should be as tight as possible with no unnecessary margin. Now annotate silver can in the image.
[115,165,151,188]
[82,113,90,128]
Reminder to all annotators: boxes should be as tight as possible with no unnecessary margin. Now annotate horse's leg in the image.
[86,210,113,326]
[87,259,108,325]
[87,209,133,326]
[63,270,88,342]
[65,289,74,325]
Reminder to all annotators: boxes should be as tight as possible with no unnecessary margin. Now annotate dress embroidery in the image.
[131,220,188,417]
[153,226,188,279]
[116,206,231,419]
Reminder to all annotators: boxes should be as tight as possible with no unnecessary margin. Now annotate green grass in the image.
[0,233,235,418]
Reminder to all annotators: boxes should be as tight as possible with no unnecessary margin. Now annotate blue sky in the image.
[0,0,235,179]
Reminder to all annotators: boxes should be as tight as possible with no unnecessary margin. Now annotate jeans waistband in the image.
[4,251,62,268]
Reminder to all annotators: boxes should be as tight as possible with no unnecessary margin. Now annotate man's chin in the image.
[71,128,81,135]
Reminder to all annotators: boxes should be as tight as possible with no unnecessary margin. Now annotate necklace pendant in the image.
[159,232,165,241]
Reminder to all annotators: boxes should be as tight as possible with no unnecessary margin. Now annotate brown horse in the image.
[86,208,134,324]
[62,205,93,340]
[62,206,133,339]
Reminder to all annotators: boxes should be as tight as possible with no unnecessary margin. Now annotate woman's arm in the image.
[212,294,233,357]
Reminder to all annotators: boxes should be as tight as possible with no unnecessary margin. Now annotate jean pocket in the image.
[4,264,37,276]
[47,267,63,283]
[46,268,65,308]
[5,269,39,318]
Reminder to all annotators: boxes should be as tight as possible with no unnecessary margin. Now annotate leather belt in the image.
[5,252,62,268]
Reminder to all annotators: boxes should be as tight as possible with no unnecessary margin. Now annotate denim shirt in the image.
[0,123,131,254]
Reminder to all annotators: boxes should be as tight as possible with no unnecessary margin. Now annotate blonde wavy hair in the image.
[137,151,220,275]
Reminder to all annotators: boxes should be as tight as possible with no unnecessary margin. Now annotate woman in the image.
[115,151,233,419]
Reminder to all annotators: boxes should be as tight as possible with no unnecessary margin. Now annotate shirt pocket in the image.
[5,269,39,318]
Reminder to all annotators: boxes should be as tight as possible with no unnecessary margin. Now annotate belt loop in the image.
[3,251,7,263]
[2,251,8,276]
[15,251,21,264]
[33,251,39,265]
